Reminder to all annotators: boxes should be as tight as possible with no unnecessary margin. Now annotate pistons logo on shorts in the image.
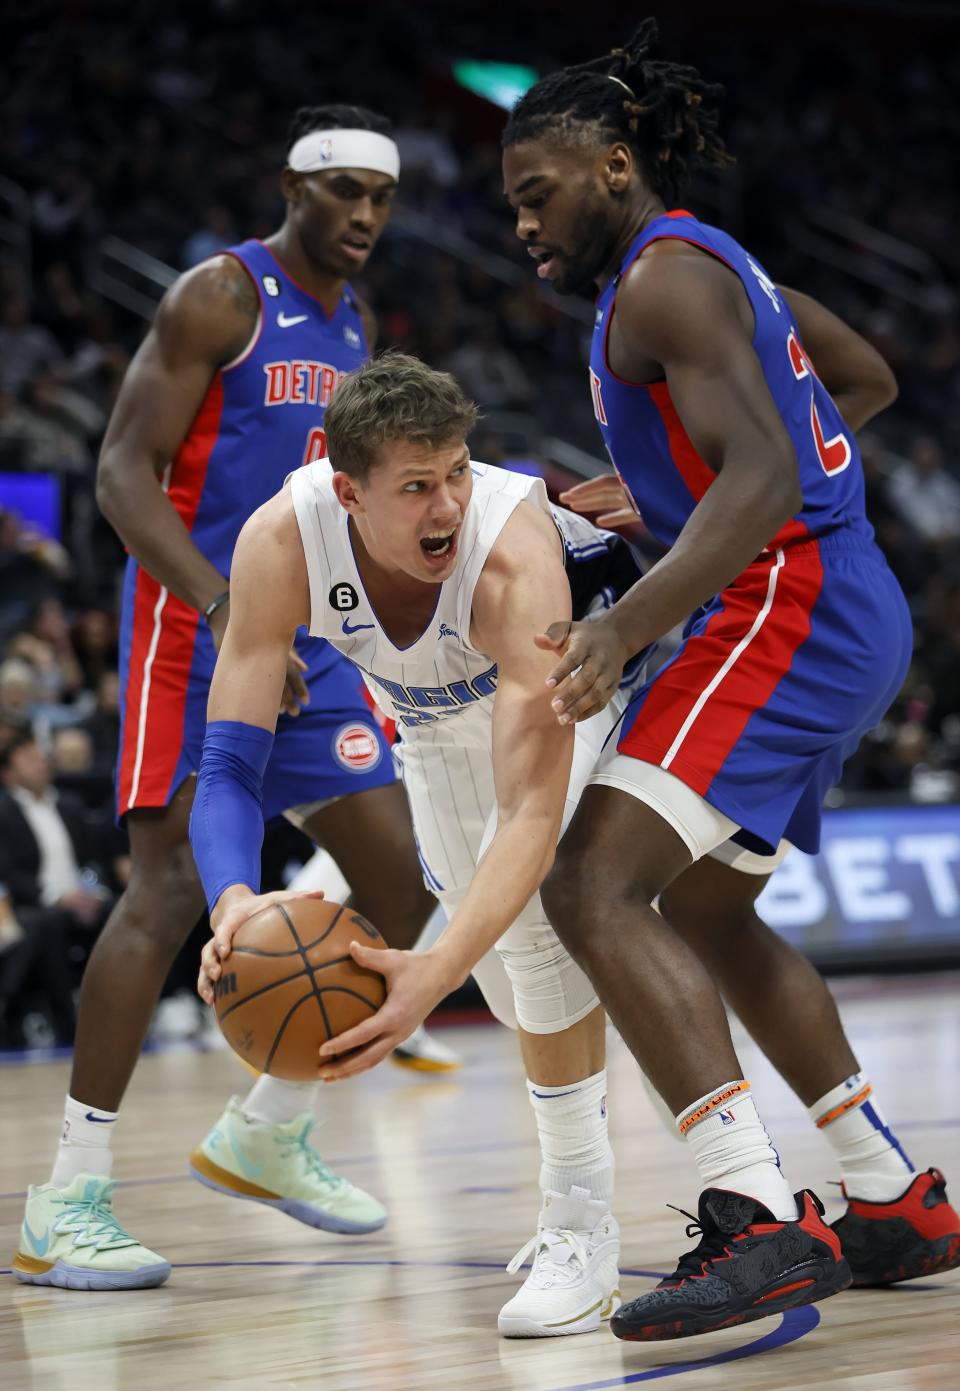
[332,722,382,774]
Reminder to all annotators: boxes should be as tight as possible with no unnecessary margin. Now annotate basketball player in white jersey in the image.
[193,352,650,1337]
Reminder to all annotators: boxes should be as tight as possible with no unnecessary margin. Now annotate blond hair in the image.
[324,350,478,479]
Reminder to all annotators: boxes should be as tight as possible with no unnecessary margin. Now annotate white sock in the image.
[50,1095,117,1186]
[240,1074,321,1126]
[526,1070,614,1208]
[678,1081,798,1221]
[809,1071,915,1201]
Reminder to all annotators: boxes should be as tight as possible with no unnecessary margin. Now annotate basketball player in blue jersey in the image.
[502,21,960,1341]
[11,107,448,1293]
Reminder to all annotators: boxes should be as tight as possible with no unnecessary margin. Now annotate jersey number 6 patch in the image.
[328,583,359,612]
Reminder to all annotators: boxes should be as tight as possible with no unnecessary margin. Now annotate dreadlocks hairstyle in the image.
[502,19,732,204]
[286,104,391,157]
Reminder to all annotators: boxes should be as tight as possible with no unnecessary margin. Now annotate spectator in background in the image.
[0,377,88,475]
[0,388,35,470]
[27,598,85,698]
[71,609,118,688]
[0,880,76,1048]
[0,296,64,396]
[0,730,110,929]
[0,657,38,725]
[35,261,88,355]
[0,729,114,1046]
[79,669,121,777]
[4,632,94,730]
[31,164,97,274]
[51,725,95,777]
[0,511,72,607]
[887,434,960,545]
[859,435,931,600]
[23,370,104,470]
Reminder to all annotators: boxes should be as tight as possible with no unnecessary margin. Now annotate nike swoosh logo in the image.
[22,1218,50,1256]
[341,619,375,635]
[85,1112,117,1123]
[228,1131,265,1181]
[277,312,308,328]
[530,1088,581,1100]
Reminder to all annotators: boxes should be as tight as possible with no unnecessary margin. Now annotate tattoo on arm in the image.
[211,260,260,324]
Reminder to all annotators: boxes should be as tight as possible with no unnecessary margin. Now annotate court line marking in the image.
[543,1306,820,1390]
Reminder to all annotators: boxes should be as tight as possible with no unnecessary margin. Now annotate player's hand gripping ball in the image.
[213,899,387,1080]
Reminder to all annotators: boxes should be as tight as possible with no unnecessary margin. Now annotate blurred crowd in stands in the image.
[1,3,958,1040]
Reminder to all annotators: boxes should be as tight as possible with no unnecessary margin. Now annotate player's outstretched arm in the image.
[778,286,897,432]
[544,253,805,722]
[96,256,260,627]
[317,503,575,1080]
[192,495,320,1004]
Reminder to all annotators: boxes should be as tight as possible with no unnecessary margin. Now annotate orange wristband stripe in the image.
[815,1083,873,1129]
[677,1081,751,1136]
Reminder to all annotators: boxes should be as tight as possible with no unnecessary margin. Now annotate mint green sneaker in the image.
[189,1097,387,1234]
[12,1175,171,1290]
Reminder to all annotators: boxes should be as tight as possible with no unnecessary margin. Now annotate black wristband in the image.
[202,589,230,621]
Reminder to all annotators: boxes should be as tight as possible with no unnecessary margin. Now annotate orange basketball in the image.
[213,899,387,1081]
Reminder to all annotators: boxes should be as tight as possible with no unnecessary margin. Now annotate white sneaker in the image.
[391,1023,462,1073]
[498,1186,620,1337]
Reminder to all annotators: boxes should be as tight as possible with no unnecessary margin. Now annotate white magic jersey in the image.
[290,458,635,736]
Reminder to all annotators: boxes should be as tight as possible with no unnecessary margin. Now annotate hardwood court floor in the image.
[1,973,958,1391]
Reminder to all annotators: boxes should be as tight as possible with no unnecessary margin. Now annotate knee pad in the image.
[494,899,599,1035]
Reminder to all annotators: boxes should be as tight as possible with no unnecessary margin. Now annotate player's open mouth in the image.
[341,235,371,262]
[420,527,458,564]
[528,245,558,281]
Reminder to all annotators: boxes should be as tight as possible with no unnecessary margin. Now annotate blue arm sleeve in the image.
[189,720,275,913]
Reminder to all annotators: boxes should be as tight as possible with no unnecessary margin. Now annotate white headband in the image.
[288,129,400,180]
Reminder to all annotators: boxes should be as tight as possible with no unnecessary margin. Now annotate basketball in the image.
[213,899,387,1081]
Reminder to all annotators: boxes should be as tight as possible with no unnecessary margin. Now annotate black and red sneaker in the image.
[611,1188,852,1342]
[832,1168,960,1287]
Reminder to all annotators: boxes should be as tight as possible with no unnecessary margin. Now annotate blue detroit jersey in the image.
[150,237,369,681]
[589,211,876,551]
[180,238,368,572]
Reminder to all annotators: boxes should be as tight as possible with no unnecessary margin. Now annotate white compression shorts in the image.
[592,751,792,876]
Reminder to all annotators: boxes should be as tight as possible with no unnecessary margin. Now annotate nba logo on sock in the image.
[719,1109,736,1125]
[600,1095,607,1118]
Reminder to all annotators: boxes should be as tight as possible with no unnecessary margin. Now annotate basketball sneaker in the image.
[392,1024,462,1073]
[832,1167,960,1286]
[612,1188,851,1342]
[12,1175,170,1290]
[189,1096,387,1233]
[498,1186,620,1337]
